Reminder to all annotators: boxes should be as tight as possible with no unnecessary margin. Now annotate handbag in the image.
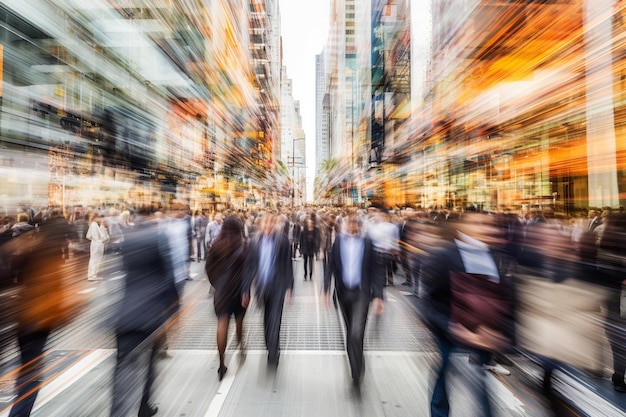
[449,271,513,351]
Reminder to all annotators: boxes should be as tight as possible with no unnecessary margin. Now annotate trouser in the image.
[110,331,160,417]
[375,251,395,285]
[338,289,369,383]
[431,334,452,417]
[605,288,626,377]
[196,237,205,260]
[430,333,493,417]
[88,241,105,279]
[303,254,314,277]
[261,291,285,364]
[9,330,51,417]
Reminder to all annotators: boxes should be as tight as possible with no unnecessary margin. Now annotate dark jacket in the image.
[299,226,321,256]
[116,218,179,334]
[243,231,294,300]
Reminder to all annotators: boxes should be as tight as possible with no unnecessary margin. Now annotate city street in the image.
[0,254,556,417]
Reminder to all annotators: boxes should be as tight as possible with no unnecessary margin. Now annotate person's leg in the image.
[110,332,149,417]
[386,255,394,285]
[303,254,309,278]
[235,313,245,347]
[347,295,368,386]
[140,335,162,417]
[308,254,314,279]
[88,242,98,279]
[264,293,285,365]
[8,330,50,417]
[431,334,452,417]
[605,290,626,390]
[473,350,495,417]
[217,315,229,379]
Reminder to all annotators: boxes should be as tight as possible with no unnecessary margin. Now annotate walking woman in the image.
[86,212,109,281]
[205,215,247,380]
[299,218,320,280]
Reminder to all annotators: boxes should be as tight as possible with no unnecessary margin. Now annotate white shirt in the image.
[163,218,190,284]
[258,235,275,285]
[340,234,364,289]
[367,220,400,253]
[455,232,500,283]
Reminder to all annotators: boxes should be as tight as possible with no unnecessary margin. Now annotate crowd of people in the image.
[1,202,625,416]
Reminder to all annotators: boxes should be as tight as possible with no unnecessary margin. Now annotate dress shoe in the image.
[268,353,280,368]
[218,365,228,381]
[612,374,626,392]
[138,402,158,417]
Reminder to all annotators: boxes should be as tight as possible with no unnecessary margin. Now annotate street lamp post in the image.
[291,136,305,209]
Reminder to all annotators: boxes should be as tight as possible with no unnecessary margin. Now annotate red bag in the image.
[449,271,513,351]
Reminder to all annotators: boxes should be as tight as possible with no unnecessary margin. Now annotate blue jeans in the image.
[431,334,452,417]
[431,334,493,417]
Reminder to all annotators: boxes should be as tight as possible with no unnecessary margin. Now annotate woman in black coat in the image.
[205,215,247,380]
[299,218,320,280]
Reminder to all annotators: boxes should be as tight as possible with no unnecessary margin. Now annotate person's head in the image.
[454,212,505,247]
[89,212,102,224]
[215,212,223,223]
[260,212,277,236]
[344,215,361,236]
[219,215,243,241]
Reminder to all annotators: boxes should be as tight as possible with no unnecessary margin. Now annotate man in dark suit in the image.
[109,208,179,417]
[323,214,384,389]
[243,212,293,367]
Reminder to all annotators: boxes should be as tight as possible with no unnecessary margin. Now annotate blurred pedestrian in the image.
[10,213,34,239]
[320,213,336,279]
[367,208,400,286]
[299,218,320,280]
[86,212,109,281]
[242,212,293,367]
[421,212,514,417]
[194,210,208,262]
[163,203,192,286]
[595,213,626,392]
[205,215,247,380]
[4,209,86,417]
[291,212,301,258]
[109,208,179,417]
[69,209,90,258]
[106,209,124,255]
[323,214,384,390]
[205,212,223,251]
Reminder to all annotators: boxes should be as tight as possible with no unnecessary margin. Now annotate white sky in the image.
[278,1,431,202]
[279,0,329,201]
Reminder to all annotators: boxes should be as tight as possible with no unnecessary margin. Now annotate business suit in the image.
[110,216,179,417]
[243,216,294,366]
[324,230,383,387]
